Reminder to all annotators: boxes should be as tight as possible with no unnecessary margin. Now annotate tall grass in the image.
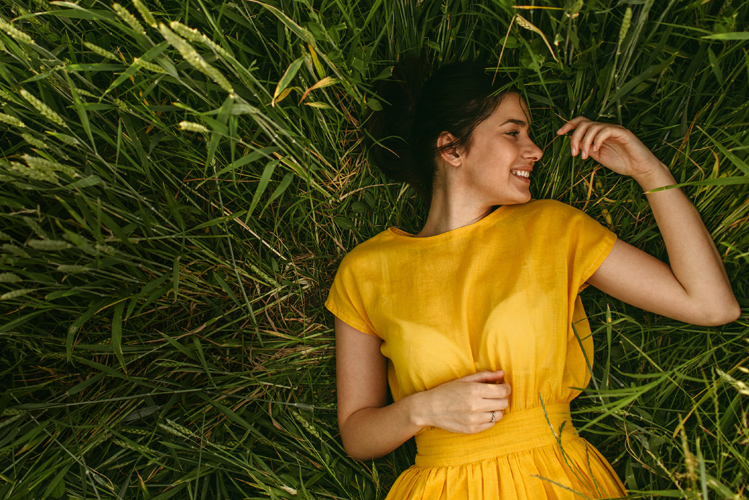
[0,0,747,498]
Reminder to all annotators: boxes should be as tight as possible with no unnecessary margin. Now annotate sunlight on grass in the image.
[0,0,747,498]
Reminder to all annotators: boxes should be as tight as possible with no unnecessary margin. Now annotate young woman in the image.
[324,61,740,499]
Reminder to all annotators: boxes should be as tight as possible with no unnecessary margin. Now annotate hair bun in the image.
[367,58,433,200]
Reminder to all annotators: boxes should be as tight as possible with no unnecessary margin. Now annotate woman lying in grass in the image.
[324,61,740,499]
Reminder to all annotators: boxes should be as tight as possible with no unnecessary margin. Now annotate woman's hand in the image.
[337,318,512,460]
[412,370,511,434]
[556,117,664,181]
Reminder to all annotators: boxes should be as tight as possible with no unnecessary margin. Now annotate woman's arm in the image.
[558,117,740,326]
[336,316,511,460]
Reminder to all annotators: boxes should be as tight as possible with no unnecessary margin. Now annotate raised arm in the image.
[557,117,740,326]
[335,316,511,460]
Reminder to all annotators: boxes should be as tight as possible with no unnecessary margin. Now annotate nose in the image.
[523,138,543,162]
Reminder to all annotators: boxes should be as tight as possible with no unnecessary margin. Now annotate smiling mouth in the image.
[511,169,531,180]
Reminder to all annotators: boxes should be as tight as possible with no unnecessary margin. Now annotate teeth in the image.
[512,170,530,178]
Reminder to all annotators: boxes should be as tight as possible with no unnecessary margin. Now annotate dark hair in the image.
[367,60,516,203]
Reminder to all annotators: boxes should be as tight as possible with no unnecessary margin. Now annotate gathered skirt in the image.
[385,403,627,500]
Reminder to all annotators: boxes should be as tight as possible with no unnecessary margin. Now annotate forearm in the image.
[339,391,426,461]
[633,162,740,322]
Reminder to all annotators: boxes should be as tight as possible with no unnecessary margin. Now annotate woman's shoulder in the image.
[333,228,394,273]
[507,199,613,238]
[509,198,589,221]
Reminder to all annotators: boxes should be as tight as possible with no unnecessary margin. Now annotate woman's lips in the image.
[511,169,531,183]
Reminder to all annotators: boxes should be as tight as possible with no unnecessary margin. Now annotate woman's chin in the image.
[495,192,532,206]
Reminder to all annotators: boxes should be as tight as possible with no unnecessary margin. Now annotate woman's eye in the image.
[507,131,519,137]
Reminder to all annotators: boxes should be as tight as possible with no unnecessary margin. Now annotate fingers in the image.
[461,407,506,434]
[556,115,587,135]
[469,383,510,412]
[481,382,511,400]
[488,409,504,424]
[559,116,626,159]
[568,118,596,157]
[591,127,616,153]
[578,123,608,159]
[461,370,504,384]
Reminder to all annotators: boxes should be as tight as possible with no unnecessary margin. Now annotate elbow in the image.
[693,300,742,326]
[721,301,742,324]
[340,437,377,462]
[339,422,379,461]
[344,448,372,462]
[340,436,359,460]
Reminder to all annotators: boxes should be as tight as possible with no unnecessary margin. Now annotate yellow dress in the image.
[325,199,628,499]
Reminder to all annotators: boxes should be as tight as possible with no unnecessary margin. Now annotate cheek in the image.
[466,139,517,180]
[489,144,516,170]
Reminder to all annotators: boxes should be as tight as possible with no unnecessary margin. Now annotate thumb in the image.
[463,370,505,383]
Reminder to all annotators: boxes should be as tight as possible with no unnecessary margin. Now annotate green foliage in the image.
[0,0,747,498]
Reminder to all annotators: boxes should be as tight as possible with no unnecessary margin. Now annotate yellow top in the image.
[325,199,626,499]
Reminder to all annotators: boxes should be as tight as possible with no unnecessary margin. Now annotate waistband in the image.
[414,403,577,467]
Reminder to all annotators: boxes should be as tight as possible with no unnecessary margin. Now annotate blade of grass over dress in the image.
[325,199,627,500]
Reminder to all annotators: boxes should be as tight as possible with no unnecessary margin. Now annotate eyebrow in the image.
[500,119,529,127]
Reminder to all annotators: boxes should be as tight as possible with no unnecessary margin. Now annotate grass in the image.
[0,0,747,498]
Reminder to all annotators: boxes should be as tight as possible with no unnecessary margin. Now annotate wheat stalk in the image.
[0,112,26,128]
[170,21,230,58]
[9,160,58,183]
[617,7,633,55]
[23,217,47,239]
[131,0,156,28]
[20,90,66,127]
[56,265,91,273]
[133,57,166,73]
[158,23,234,93]
[0,19,35,45]
[0,88,18,103]
[22,133,47,149]
[27,240,71,251]
[23,154,78,178]
[0,288,35,301]
[113,3,146,34]
[1,244,29,259]
[179,121,209,133]
[83,41,121,61]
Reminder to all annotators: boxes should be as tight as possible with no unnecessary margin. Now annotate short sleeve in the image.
[324,253,379,337]
[566,208,618,292]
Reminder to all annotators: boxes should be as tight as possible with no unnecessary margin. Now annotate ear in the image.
[436,132,462,167]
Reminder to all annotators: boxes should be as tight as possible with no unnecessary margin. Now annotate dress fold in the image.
[386,405,625,499]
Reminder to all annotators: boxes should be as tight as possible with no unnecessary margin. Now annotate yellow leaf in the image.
[271,87,294,107]
[514,14,558,62]
[298,76,337,104]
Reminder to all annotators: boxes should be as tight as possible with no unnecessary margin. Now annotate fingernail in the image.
[582,151,587,159]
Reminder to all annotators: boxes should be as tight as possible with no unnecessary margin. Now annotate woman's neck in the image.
[414,186,496,238]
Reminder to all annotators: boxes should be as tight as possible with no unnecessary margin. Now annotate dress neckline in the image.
[388,205,508,240]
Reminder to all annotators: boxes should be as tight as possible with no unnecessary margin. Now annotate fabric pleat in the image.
[385,404,625,499]
[387,437,626,500]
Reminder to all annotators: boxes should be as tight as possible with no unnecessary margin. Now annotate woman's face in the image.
[457,94,543,206]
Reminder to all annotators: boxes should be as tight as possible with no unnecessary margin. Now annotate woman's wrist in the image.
[633,160,676,192]
[404,390,431,430]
